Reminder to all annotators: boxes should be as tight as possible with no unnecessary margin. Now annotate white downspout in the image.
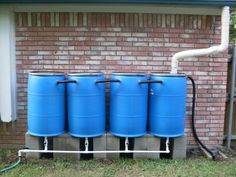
[170,6,230,74]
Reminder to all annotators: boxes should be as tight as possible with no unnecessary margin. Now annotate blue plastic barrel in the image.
[149,74,187,137]
[67,73,106,137]
[28,71,65,137]
[110,73,148,137]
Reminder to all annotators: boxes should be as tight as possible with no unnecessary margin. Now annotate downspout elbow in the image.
[219,43,229,53]
[170,6,230,74]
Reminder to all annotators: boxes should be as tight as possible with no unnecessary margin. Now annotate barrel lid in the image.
[29,71,65,76]
[112,72,146,77]
[68,72,103,76]
[151,73,186,77]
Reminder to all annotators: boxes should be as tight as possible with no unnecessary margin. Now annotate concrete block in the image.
[53,134,67,159]
[106,133,120,159]
[172,135,187,159]
[53,133,80,160]
[66,136,80,160]
[93,135,107,159]
[25,132,43,158]
[133,136,147,159]
[146,135,160,159]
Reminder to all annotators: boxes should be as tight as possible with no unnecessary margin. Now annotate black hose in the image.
[187,76,216,160]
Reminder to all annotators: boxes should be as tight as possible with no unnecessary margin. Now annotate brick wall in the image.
[0,12,228,147]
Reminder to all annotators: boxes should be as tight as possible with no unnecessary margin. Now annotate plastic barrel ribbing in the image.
[110,73,148,137]
[27,72,65,137]
[149,74,187,137]
[67,73,105,138]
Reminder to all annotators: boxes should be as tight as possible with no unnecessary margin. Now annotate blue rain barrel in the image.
[28,71,65,137]
[110,73,148,137]
[149,74,187,137]
[67,73,105,137]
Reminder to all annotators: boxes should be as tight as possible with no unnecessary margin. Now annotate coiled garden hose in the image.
[0,158,21,173]
[187,76,216,160]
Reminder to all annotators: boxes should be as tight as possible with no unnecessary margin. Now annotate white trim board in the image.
[0,4,222,15]
[0,8,17,122]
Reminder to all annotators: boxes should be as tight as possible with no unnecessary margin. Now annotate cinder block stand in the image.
[25,133,187,160]
[25,132,43,158]
[93,135,107,159]
[146,135,161,159]
[53,133,80,160]
[133,136,148,159]
[106,133,120,159]
[172,135,187,159]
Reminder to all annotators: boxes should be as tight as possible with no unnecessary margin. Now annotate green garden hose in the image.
[0,158,21,173]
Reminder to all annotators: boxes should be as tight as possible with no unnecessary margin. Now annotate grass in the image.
[1,149,236,177]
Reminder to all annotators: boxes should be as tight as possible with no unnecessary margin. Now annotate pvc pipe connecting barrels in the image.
[27,71,187,138]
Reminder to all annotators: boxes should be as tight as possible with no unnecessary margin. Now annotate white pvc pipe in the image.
[18,149,170,157]
[44,137,48,151]
[170,6,230,74]
[18,138,170,157]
